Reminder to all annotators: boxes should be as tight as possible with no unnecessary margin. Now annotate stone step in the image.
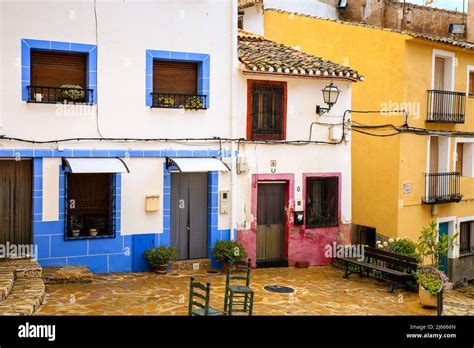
[170,258,211,272]
[43,266,93,284]
[0,258,42,279]
[0,278,45,316]
[0,270,14,303]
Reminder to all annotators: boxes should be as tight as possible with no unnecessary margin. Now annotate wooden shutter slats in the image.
[31,51,87,88]
[153,61,197,94]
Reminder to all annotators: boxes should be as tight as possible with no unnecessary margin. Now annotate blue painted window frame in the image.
[21,38,98,103]
[145,50,210,108]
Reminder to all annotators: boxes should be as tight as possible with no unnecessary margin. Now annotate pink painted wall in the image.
[236,172,351,267]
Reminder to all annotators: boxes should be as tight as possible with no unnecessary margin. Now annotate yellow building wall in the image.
[263,10,474,240]
[263,10,408,237]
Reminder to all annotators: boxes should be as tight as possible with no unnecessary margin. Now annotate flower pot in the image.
[89,229,98,237]
[155,263,168,274]
[72,229,80,238]
[35,93,43,102]
[419,285,438,308]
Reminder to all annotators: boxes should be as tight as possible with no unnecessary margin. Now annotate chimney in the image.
[468,0,474,42]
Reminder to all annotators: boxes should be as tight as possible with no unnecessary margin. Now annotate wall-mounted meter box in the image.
[145,195,160,212]
[219,190,230,214]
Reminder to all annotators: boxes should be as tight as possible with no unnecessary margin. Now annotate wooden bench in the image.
[335,246,418,292]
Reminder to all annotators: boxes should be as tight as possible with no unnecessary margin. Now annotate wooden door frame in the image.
[251,173,294,261]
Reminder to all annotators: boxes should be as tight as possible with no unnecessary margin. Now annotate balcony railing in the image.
[423,172,461,204]
[426,90,466,124]
[150,93,207,110]
[27,86,94,104]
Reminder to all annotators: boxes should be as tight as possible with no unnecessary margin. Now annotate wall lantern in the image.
[316,82,340,115]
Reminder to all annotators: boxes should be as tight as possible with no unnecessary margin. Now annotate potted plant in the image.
[89,228,98,237]
[183,96,204,110]
[158,96,176,107]
[144,246,177,274]
[72,229,81,238]
[211,240,247,273]
[34,93,43,102]
[415,222,457,307]
[59,84,85,103]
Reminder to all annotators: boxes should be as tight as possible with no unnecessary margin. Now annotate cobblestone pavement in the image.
[35,266,474,316]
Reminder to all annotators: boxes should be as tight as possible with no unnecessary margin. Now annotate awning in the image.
[63,158,130,174]
[166,157,230,172]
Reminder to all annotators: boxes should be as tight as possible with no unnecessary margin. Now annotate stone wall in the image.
[341,0,468,40]
[468,0,474,42]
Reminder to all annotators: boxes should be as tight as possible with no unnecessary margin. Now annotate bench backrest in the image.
[365,246,418,264]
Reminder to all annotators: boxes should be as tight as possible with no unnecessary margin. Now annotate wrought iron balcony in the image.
[150,93,207,110]
[27,86,94,104]
[426,90,466,124]
[423,172,461,204]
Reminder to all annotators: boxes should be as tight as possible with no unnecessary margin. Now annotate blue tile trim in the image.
[0,149,230,158]
[145,49,210,107]
[21,38,98,103]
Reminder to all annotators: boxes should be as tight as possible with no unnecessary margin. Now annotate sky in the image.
[406,0,468,12]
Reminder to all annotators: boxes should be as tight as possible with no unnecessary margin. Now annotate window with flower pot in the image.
[247,80,287,140]
[460,221,474,256]
[151,60,206,109]
[28,50,92,104]
[65,173,116,240]
[305,176,339,228]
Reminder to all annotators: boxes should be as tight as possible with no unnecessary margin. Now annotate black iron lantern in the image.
[316,82,340,115]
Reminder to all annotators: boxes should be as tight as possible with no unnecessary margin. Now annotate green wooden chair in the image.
[188,277,225,316]
[224,259,254,316]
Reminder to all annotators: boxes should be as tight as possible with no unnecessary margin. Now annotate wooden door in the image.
[256,183,286,262]
[0,160,32,250]
[434,57,445,90]
[170,173,208,260]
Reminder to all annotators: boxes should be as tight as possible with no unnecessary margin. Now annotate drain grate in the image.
[264,285,295,293]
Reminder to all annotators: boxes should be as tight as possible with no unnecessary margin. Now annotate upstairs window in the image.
[469,71,474,97]
[29,51,91,104]
[247,80,287,140]
[460,221,474,256]
[151,60,206,109]
[66,173,116,240]
[305,176,339,228]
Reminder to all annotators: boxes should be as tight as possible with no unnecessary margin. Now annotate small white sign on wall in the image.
[403,183,412,195]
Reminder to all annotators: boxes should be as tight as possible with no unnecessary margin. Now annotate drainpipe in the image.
[230,0,238,240]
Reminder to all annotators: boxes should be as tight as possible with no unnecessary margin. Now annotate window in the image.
[460,221,474,256]
[469,71,474,97]
[66,173,116,240]
[305,176,339,228]
[456,142,464,175]
[151,60,205,109]
[21,39,97,104]
[247,80,287,140]
[238,11,244,29]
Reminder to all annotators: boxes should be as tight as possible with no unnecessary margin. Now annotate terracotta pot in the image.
[155,264,168,275]
[419,285,438,308]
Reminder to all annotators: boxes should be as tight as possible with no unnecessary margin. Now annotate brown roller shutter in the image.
[153,61,197,94]
[31,51,87,88]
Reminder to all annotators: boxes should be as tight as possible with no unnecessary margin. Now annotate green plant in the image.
[144,246,177,267]
[158,97,175,107]
[389,238,419,260]
[212,240,247,263]
[416,266,450,295]
[183,96,204,110]
[59,84,85,101]
[417,221,457,269]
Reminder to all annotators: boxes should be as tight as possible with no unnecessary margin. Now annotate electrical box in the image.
[329,126,343,141]
[237,157,248,173]
[219,190,230,214]
[145,195,160,212]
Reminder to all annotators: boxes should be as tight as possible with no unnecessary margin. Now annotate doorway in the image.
[0,160,33,253]
[170,173,208,260]
[256,182,287,267]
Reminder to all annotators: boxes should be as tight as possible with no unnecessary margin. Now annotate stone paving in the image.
[35,266,474,316]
